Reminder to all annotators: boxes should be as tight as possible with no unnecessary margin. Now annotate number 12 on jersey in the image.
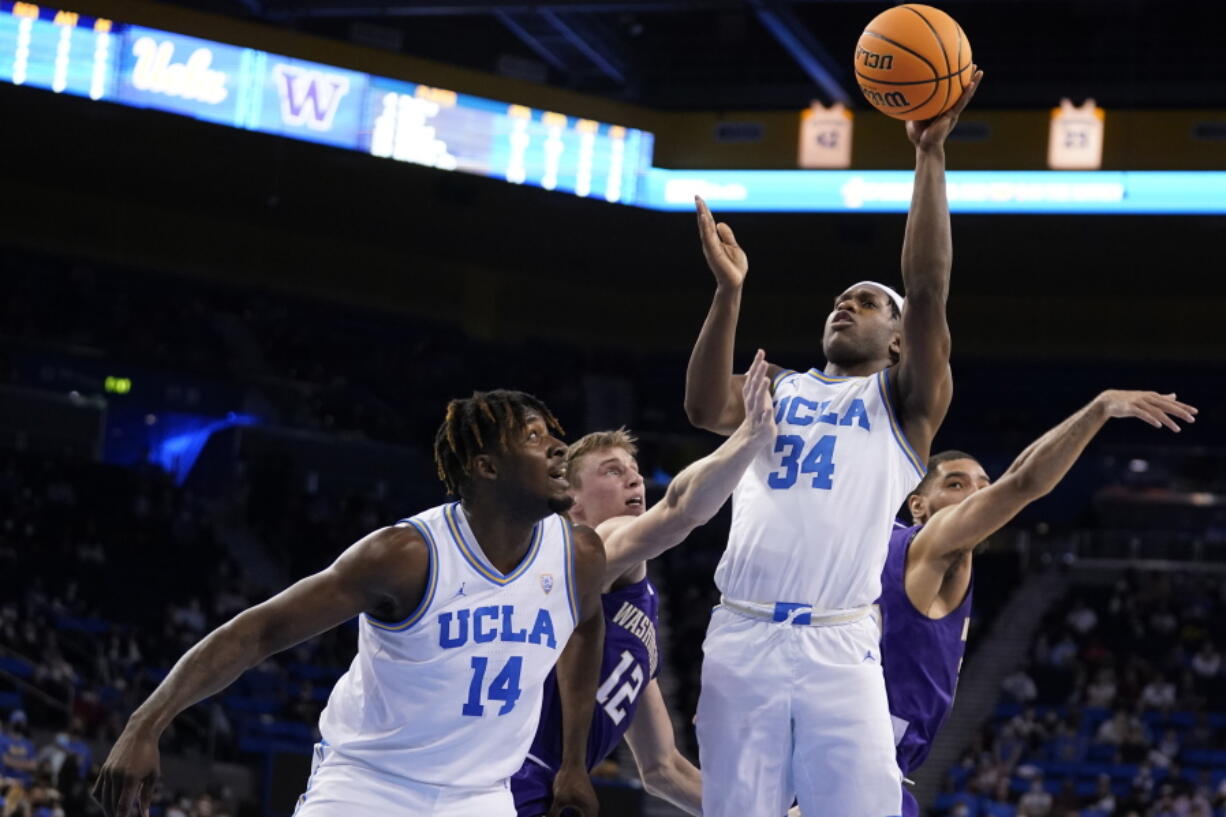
[768,434,837,490]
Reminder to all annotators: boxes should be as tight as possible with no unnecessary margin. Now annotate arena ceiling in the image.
[160,0,1222,110]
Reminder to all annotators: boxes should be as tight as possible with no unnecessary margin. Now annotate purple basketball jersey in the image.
[512,575,660,817]
[879,523,973,779]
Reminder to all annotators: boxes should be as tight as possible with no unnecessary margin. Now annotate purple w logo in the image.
[272,64,350,132]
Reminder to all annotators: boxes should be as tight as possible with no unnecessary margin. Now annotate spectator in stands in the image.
[1085,667,1119,708]
[1,712,35,786]
[1086,772,1115,813]
[1045,719,1086,763]
[1018,774,1053,817]
[1140,672,1177,710]
[1002,664,1038,705]
[1191,641,1221,680]
[1066,598,1099,636]
[1184,712,1217,749]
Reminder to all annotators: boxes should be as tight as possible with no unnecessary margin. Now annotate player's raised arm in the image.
[908,390,1197,604]
[623,679,702,816]
[603,350,775,585]
[93,526,430,817]
[549,525,608,817]
[891,69,983,459]
[684,197,778,435]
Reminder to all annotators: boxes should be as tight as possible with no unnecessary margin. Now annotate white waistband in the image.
[719,596,872,627]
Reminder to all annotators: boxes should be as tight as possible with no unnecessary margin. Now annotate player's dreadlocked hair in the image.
[433,390,565,497]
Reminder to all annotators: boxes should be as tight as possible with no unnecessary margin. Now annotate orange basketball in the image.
[854,4,973,121]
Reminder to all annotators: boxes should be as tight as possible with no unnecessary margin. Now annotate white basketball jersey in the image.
[716,368,925,609]
[317,501,579,788]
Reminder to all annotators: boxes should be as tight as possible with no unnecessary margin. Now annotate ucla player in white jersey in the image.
[93,390,607,817]
[684,73,983,817]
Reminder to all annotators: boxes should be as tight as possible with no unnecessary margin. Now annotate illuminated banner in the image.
[1,1,653,202]
[639,169,1226,214]
[364,77,649,201]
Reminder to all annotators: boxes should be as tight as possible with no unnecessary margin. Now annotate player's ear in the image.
[471,454,497,482]
[889,331,902,364]
[907,491,927,524]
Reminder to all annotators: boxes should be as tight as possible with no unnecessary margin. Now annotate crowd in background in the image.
[937,572,1226,817]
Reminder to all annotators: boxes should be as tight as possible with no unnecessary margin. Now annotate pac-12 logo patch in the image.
[539,573,554,594]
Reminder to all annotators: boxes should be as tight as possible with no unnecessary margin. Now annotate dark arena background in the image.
[2,0,1225,815]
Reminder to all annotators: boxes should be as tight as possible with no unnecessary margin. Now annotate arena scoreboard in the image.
[3,2,1225,214]
[0,1,654,203]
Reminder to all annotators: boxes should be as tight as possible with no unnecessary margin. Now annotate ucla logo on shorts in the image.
[540,573,554,594]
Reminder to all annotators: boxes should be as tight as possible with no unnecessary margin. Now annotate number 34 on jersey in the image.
[767,394,871,491]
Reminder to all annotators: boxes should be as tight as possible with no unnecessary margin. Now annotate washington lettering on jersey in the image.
[610,599,658,676]
[438,605,558,649]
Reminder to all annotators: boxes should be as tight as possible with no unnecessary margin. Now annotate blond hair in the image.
[565,428,639,490]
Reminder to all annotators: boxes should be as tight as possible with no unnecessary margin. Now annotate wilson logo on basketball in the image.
[860,87,909,109]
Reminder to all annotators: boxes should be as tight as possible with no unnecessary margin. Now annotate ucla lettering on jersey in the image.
[317,502,579,789]
[716,368,924,610]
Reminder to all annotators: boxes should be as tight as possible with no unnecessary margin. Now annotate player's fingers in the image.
[716,222,739,247]
[1149,397,1197,423]
[1142,402,1183,432]
[1130,406,1166,429]
[140,775,157,817]
[950,67,983,116]
[1156,394,1199,419]
[100,769,117,816]
[117,778,141,817]
[695,197,717,239]
[92,772,108,815]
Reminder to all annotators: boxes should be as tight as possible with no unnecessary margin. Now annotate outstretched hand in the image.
[1097,390,1198,432]
[92,727,161,817]
[739,348,777,444]
[695,195,748,290]
[907,67,983,151]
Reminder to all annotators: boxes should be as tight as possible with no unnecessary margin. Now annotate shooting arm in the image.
[624,680,702,816]
[125,526,427,736]
[892,144,953,458]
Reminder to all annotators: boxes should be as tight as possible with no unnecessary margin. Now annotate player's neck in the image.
[460,498,541,572]
[824,357,890,378]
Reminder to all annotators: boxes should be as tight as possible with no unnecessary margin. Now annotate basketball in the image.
[854,4,973,121]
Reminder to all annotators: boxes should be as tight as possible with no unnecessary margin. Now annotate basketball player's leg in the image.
[696,607,794,817]
[791,616,903,817]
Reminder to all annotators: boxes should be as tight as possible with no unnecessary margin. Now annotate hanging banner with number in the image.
[1048,98,1105,170]
[798,101,853,169]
